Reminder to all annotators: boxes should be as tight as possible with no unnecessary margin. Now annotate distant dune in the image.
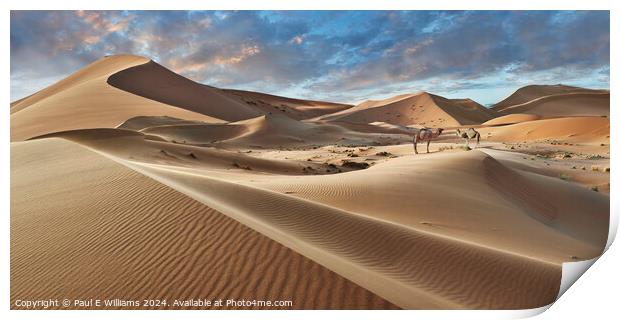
[224,89,353,120]
[481,116,610,143]
[314,91,495,127]
[492,84,607,110]
[483,113,542,126]
[492,84,609,117]
[10,54,610,310]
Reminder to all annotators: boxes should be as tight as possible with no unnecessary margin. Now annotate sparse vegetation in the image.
[559,173,571,181]
[341,160,370,170]
[232,162,252,170]
[591,186,599,192]
[375,151,393,157]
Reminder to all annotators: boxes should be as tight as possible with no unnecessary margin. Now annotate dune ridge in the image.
[119,157,563,309]
[107,61,263,121]
[492,84,608,111]
[224,89,353,120]
[11,138,397,309]
[10,55,223,141]
[494,92,609,117]
[313,91,494,127]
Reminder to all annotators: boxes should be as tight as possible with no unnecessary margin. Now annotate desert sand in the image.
[11,55,610,310]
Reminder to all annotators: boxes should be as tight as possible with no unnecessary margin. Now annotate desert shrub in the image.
[232,162,252,170]
[375,151,393,156]
[341,160,370,170]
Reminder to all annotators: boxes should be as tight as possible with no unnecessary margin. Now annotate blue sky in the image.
[10,10,609,105]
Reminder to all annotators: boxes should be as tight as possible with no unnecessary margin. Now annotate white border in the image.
[2,1,617,319]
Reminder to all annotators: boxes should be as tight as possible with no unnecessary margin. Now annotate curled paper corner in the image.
[522,210,617,317]
[507,305,552,319]
[551,208,617,304]
[557,257,599,299]
[507,258,602,319]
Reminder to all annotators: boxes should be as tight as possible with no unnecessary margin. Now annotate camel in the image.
[413,128,443,154]
[456,128,480,149]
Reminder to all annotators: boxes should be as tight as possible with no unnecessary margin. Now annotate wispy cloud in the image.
[10,10,609,104]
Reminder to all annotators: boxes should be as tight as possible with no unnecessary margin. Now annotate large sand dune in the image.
[495,92,609,117]
[481,116,610,143]
[10,55,222,141]
[314,92,495,127]
[107,61,264,121]
[492,85,609,117]
[492,84,608,111]
[11,138,396,309]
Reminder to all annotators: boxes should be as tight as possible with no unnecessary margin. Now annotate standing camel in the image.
[413,128,443,154]
[456,128,480,149]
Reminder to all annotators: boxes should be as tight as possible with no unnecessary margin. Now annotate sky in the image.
[10,10,610,105]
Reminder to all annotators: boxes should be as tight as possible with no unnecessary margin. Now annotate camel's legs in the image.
[465,138,469,148]
[475,133,480,149]
[413,136,418,154]
[426,140,430,153]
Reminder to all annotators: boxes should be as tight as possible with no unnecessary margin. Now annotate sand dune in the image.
[492,84,608,111]
[223,113,393,148]
[481,116,610,143]
[10,55,149,114]
[483,113,542,126]
[118,116,210,131]
[10,55,222,141]
[108,60,264,121]
[224,89,353,120]
[495,92,609,117]
[103,149,568,309]
[35,128,327,175]
[11,138,396,310]
[314,92,495,127]
[133,113,407,149]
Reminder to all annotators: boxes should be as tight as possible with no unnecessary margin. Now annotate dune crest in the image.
[492,84,607,111]
[10,55,223,141]
[11,138,397,309]
[107,61,264,121]
[313,91,495,127]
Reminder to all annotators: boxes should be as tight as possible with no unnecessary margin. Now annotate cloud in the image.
[10,10,610,103]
